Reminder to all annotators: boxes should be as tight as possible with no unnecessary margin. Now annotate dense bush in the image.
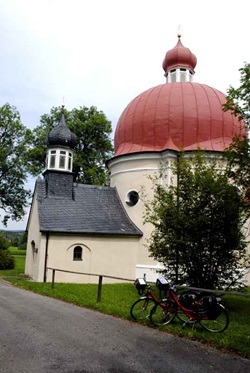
[0,233,9,250]
[0,250,15,269]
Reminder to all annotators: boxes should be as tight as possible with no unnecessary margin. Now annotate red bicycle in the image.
[130,278,170,321]
[130,277,229,333]
[150,277,229,333]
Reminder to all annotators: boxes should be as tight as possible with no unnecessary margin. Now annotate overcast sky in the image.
[0,0,249,230]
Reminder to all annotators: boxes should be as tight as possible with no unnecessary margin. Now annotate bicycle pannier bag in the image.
[134,278,147,291]
[202,295,222,320]
[156,276,169,291]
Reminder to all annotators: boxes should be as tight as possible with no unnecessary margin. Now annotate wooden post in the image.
[97,276,103,302]
[52,269,55,289]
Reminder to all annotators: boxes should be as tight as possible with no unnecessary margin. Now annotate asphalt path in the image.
[0,280,249,373]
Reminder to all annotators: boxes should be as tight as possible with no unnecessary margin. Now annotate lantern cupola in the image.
[45,107,77,173]
[162,34,197,83]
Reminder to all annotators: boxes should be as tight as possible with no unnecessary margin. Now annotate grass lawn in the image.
[1,256,249,359]
[0,256,26,276]
[7,246,26,256]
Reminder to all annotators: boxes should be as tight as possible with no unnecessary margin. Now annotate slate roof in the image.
[35,179,143,236]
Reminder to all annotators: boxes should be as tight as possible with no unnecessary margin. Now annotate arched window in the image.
[73,246,82,261]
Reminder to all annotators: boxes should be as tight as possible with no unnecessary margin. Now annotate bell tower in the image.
[43,107,78,198]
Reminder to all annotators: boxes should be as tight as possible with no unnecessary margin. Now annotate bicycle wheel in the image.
[176,309,192,324]
[150,301,177,326]
[199,304,229,332]
[130,298,155,320]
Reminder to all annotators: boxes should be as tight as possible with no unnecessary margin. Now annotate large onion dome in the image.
[114,82,244,156]
[114,36,244,157]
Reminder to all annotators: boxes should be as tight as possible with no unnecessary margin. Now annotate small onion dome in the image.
[46,111,78,149]
[114,82,245,156]
[162,35,197,73]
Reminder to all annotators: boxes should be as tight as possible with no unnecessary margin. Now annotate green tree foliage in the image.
[223,62,250,126]
[223,63,250,192]
[0,230,15,270]
[0,250,14,269]
[0,103,31,225]
[144,154,249,289]
[28,106,114,185]
[0,230,26,248]
[17,231,27,250]
[0,232,9,250]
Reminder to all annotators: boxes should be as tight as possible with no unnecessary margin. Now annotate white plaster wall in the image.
[34,234,48,282]
[44,234,140,283]
[109,152,177,268]
[25,188,42,279]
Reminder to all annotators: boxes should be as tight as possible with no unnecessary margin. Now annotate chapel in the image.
[25,35,247,283]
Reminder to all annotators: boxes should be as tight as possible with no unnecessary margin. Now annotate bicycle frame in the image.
[159,288,210,321]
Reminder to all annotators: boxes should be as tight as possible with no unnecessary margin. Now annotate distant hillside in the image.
[0,230,27,249]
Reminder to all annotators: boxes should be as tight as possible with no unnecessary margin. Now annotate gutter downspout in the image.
[43,232,50,282]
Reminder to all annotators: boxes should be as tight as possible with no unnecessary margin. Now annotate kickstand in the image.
[182,319,197,330]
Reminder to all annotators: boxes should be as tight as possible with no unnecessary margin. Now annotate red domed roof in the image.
[114,82,244,156]
[162,36,197,72]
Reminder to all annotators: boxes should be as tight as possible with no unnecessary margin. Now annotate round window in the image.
[126,190,139,206]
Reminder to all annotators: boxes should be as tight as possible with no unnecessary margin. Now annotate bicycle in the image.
[149,277,229,333]
[130,278,176,323]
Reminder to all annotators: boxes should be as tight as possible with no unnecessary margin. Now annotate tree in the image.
[0,250,14,270]
[18,231,27,250]
[28,106,114,185]
[0,231,14,270]
[223,62,250,127]
[0,103,31,225]
[144,153,249,289]
[0,232,9,250]
[223,62,250,192]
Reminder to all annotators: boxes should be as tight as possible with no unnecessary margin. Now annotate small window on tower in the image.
[68,152,72,170]
[180,71,186,82]
[50,150,56,168]
[59,151,66,169]
[170,70,176,83]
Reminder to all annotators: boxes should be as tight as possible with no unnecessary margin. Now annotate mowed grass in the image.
[1,256,250,359]
[8,246,26,256]
[0,256,26,276]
